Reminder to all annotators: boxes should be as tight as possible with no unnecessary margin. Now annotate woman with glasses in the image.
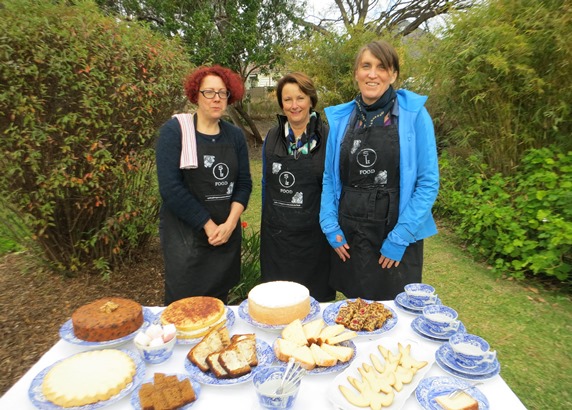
[320,40,439,300]
[156,65,252,305]
[259,72,335,302]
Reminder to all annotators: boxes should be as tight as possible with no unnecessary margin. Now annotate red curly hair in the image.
[184,65,245,105]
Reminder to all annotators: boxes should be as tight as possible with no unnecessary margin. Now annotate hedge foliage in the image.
[421,0,572,175]
[435,147,572,281]
[0,0,191,275]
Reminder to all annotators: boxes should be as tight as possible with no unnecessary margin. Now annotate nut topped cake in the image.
[160,296,226,339]
[248,281,310,325]
[71,297,143,342]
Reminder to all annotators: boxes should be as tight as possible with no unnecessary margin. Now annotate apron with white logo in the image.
[162,133,241,304]
[260,127,335,301]
[332,119,422,300]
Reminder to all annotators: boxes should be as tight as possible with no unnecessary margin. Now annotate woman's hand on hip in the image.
[378,254,400,269]
[334,234,351,262]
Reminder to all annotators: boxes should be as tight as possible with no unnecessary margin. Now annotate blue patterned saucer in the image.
[437,343,500,376]
[29,349,145,410]
[435,344,501,381]
[184,338,275,385]
[322,299,398,336]
[238,297,320,332]
[395,292,442,313]
[59,307,154,348]
[416,376,489,410]
[411,316,466,341]
[130,373,201,409]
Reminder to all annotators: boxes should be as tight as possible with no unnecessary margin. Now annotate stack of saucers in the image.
[394,283,442,315]
[435,333,501,381]
[410,305,466,342]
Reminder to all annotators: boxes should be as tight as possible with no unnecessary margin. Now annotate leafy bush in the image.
[435,147,572,281]
[0,0,191,275]
[421,0,572,174]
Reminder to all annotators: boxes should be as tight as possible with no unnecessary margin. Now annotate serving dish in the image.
[322,299,398,338]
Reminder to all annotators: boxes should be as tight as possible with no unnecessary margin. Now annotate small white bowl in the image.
[134,334,176,364]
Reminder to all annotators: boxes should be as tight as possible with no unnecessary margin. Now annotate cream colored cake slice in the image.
[42,349,136,407]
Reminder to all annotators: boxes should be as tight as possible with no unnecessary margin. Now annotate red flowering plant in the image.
[229,221,261,304]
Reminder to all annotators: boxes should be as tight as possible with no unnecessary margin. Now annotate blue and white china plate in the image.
[435,344,501,381]
[174,308,235,345]
[328,337,435,410]
[437,343,500,376]
[29,349,145,410]
[411,316,466,341]
[184,338,275,385]
[130,373,201,409]
[238,298,320,331]
[394,292,442,313]
[416,376,489,410]
[273,340,357,376]
[322,299,398,336]
[59,307,154,348]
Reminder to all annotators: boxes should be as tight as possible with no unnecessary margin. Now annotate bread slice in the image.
[320,342,354,362]
[325,330,357,345]
[309,343,337,367]
[273,338,301,362]
[232,336,258,367]
[187,326,230,372]
[218,344,251,378]
[281,319,308,346]
[435,391,479,410]
[317,324,345,344]
[292,345,316,370]
[205,352,229,379]
[303,318,325,344]
[230,333,255,343]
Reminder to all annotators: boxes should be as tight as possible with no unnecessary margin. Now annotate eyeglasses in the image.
[199,90,231,99]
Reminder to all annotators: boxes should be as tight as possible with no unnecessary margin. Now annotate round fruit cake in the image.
[248,281,310,325]
[71,297,143,342]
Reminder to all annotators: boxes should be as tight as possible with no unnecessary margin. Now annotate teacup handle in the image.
[445,320,460,331]
[481,350,497,363]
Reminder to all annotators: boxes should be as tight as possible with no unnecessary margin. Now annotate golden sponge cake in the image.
[161,296,226,339]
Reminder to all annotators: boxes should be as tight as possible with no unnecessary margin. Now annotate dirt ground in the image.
[0,237,166,396]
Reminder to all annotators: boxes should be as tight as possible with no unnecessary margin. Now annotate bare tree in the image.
[298,0,475,37]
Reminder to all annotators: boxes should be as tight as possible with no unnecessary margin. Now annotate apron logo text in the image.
[356,148,377,168]
[279,171,296,188]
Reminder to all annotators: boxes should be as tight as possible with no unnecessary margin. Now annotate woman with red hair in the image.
[156,65,252,305]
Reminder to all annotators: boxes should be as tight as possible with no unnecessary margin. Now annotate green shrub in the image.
[0,0,191,275]
[435,147,572,281]
[422,0,572,175]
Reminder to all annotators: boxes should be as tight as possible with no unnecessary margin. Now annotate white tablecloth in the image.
[0,302,526,409]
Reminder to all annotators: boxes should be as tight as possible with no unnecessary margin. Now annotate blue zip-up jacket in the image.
[319,89,439,261]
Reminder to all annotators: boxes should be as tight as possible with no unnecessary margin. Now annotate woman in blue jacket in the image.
[319,40,439,300]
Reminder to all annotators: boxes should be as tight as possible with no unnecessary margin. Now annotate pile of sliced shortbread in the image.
[274,318,356,370]
[338,342,428,409]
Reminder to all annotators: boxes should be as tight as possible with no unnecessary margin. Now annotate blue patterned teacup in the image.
[422,305,461,334]
[134,333,176,364]
[449,333,497,369]
[253,365,301,409]
[404,283,437,307]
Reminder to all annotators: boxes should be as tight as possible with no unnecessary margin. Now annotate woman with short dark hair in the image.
[260,72,335,302]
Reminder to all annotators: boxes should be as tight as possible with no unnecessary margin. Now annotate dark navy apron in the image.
[331,116,422,300]
[161,131,241,305]
[260,129,335,302]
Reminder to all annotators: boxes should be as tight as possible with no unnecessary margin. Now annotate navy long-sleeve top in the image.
[156,117,252,231]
